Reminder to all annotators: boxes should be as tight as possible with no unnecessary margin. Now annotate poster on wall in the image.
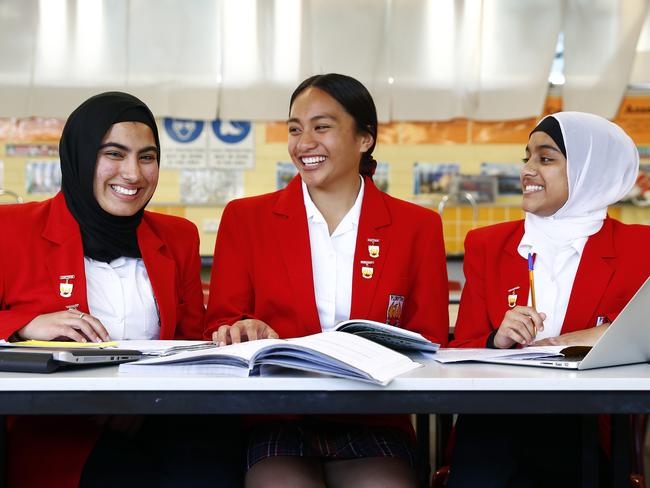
[159,118,209,169]
[25,160,61,194]
[450,174,497,204]
[179,169,243,205]
[374,162,390,193]
[14,118,65,141]
[207,120,254,170]
[637,146,650,159]
[6,143,58,158]
[628,163,650,206]
[412,162,459,196]
[480,162,522,196]
[0,119,13,141]
[276,162,297,190]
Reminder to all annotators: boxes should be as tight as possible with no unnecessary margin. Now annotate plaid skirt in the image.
[246,419,415,469]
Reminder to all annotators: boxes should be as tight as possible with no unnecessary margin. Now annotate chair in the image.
[431,415,648,487]
[0,189,23,203]
[629,414,647,487]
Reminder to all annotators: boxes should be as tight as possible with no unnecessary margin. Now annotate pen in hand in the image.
[528,252,537,337]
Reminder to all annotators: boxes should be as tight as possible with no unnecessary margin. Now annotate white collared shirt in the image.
[84,256,160,340]
[302,177,364,331]
[517,236,587,340]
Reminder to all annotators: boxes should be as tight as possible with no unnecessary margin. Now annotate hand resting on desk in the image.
[494,306,546,348]
[16,309,111,343]
[213,319,279,346]
[533,324,610,347]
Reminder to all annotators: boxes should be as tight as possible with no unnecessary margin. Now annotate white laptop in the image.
[482,275,650,370]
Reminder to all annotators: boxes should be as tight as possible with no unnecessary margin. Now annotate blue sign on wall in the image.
[163,118,205,143]
[211,120,251,143]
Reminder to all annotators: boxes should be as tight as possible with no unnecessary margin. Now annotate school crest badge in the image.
[386,294,405,326]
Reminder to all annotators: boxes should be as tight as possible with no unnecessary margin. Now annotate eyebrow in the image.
[98,142,159,155]
[524,144,562,154]
[286,114,338,124]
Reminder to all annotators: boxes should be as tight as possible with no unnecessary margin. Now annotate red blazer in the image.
[205,176,448,434]
[206,175,449,345]
[450,218,650,348]
[0,192,204,488]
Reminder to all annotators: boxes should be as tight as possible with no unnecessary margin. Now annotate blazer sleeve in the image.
[204,202,256,339]
[403,211,450,346]
[173,222,205,340]
[0,232,38,339]
[449,229,495,348]
[0,293,37,340]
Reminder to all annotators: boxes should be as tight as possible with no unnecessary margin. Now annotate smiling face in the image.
[93,121,159,216]
[521,131,569,217]
[287,87,373,191]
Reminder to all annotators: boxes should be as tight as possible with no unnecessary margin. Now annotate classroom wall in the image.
[1,95,649,256]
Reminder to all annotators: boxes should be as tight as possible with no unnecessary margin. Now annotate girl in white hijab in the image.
[452,111,647,350]
[448,112,650,487]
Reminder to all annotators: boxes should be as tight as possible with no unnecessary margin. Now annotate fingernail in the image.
[218,341,225,347]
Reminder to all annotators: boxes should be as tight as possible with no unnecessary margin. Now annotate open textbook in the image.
[432,346,568,363]
[119,331,421,385]
[333,319,440,352]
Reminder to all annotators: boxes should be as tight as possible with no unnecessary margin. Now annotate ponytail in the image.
[360,153,377,178]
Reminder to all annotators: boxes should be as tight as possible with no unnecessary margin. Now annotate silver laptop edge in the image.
[484,275,650,370]
[577,275,650,370]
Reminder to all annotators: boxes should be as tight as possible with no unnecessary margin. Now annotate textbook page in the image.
[120,333,420,385]
[333,319,439,352]
[121,338,286,368]
[256,332,421,385]
[433,346,567,363]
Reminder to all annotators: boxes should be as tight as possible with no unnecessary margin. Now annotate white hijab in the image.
[519,112,639,337]
[523,111,639,251]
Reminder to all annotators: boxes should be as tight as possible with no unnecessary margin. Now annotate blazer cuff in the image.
[486,330,499,349]
[485,329,518,349]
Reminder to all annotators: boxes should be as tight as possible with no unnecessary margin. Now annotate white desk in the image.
[0,361,648,414]
[0,360,647,488]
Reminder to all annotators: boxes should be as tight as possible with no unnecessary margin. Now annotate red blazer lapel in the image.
[350,178,392,319]
[138,218,177,339]
[42,194,89,312]
[495,223,530,318]
[272,177,321,334]
[562,219,616,333]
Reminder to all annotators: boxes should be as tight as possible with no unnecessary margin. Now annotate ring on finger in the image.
[78,312,85,320]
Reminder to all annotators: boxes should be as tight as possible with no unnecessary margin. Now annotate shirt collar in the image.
[301,176,365,234]
[517,233,588,260]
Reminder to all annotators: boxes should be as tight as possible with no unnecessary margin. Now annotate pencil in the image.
[528,253,537,337]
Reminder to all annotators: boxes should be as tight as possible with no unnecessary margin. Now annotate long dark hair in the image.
[289,73,378,178]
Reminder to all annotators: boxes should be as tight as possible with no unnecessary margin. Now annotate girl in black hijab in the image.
[0,92,243,487]
[60,91,161,263]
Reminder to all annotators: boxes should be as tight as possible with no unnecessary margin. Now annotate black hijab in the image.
[530,115,567,158]
[59,92,160,263]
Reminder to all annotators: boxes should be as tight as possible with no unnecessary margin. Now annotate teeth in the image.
[111,185,138,196]
[301,156,326,165]
[524,185,544,193]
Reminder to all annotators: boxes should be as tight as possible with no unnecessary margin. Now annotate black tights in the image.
[80,415,244,488]
[447,414,608,488]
